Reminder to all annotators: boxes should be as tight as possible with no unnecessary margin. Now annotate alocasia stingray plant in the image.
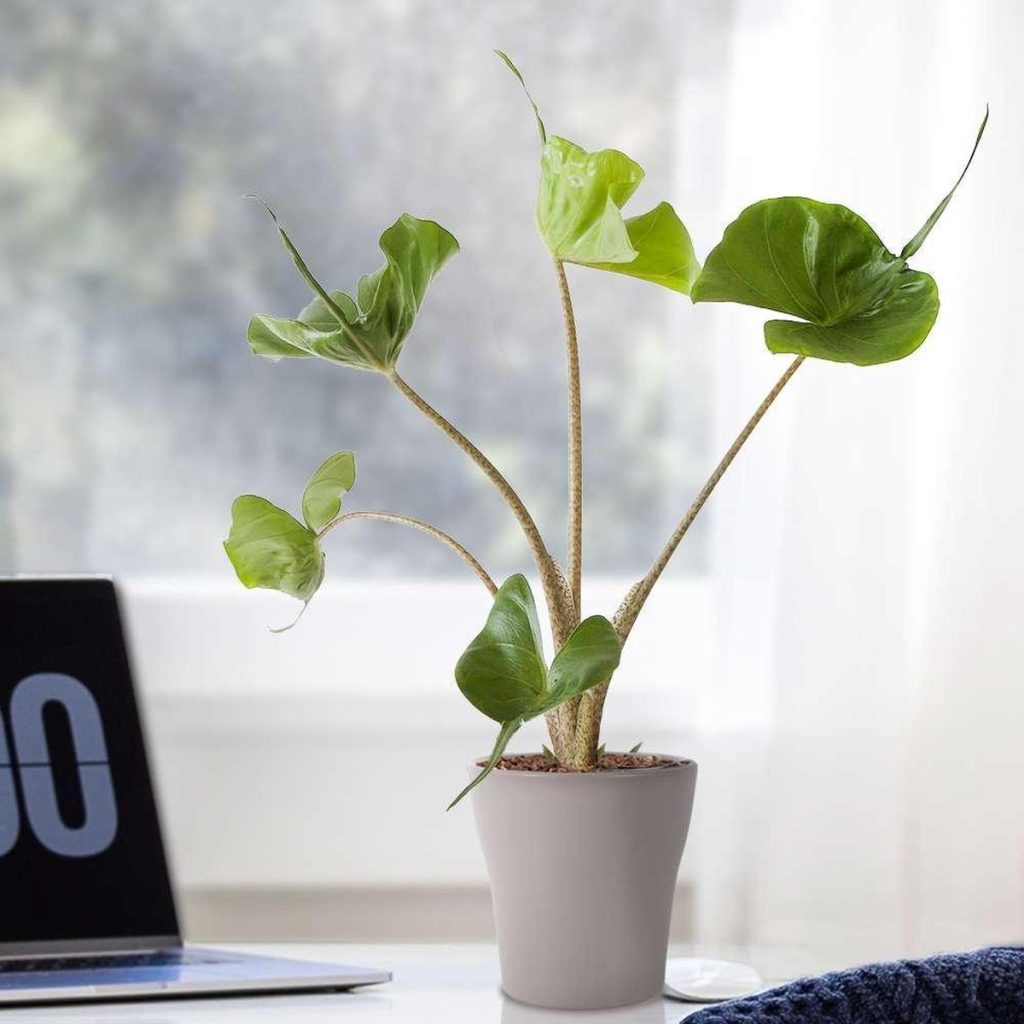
[225,53,986,807]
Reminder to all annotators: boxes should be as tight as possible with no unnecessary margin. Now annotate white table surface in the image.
[0,944,817,1023]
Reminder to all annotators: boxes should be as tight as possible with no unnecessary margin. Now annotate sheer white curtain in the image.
[690,0,1024,964]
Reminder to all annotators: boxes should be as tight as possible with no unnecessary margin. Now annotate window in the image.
[1,0,715,583]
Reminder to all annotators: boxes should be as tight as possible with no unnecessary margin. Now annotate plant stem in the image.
[566,357,805,768]
[614,355,806,644]
[555,259,583,616]
[318,511,497,594]
[553,259,585,762]
[387,369,576,639]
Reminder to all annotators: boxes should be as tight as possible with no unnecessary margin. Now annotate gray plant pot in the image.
[470,754,697,1010]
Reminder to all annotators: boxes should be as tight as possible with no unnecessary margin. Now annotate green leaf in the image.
[691,197,939,365]
[223,496,324,603]
[455,575,547,723]
[538,137,643,264]
[541,744,556,761]
[596,743,605,758]
[494,50,546,144]
[447,718,522,811]
[900,106,988,260]
[592,202,700,294]
[248,203,459,372]
[301,451,356,533]
[537,137,700,294]
[449,578,622,807]
[535,615,621,715]
[629,741,643,754]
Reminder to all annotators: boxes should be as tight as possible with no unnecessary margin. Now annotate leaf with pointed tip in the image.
[596,743,605,758]
[692,197,939,365]
[629,741,643,754]
[537,137,699,294]
[301,451,356,533]
[901,107,988,260]
[494,49,546,143]
[224,496,323,603]
[447,718,522,811]
[455,575,547,724]
[541,744,556,761]
[248,207,459,372]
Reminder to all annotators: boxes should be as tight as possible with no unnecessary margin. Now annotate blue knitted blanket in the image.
[687,948,1024,1023]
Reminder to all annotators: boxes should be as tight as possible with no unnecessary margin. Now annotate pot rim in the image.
[471,752,695,779]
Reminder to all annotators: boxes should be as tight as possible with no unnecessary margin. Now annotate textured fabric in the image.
[687,948,1024,1024]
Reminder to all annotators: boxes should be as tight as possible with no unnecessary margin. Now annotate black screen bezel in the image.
[0,577,181,954]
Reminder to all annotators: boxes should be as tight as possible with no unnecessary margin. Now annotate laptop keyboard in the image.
[0,950,232,973]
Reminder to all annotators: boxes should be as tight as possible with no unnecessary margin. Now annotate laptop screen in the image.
[0,579,179,948]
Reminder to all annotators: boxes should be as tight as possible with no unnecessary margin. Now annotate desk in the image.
[0,945,806,1023]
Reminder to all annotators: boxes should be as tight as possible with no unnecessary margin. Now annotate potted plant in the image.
[223,53,986,1010]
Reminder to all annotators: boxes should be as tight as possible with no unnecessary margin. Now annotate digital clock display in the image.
[0,579,178,944]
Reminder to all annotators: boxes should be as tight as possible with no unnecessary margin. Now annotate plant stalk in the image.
[387,369,578,763]
[553,259,585,761]
[555,259,583,615]
[569,355,806,769]
[615,354,806,643]
[318,511,497,595]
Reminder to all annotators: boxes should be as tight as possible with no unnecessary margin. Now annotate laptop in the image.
[0,576,390,1004]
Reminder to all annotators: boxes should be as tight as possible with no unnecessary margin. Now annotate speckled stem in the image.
[388,369,577,758]
[554,260,583,615]
[318,511,497,595]
[615,355,805,644]
[568,356,806,769]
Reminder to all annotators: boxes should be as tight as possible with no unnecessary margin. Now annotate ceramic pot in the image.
[470,755,697,1010]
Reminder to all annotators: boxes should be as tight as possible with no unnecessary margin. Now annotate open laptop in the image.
[0,576,390,1004]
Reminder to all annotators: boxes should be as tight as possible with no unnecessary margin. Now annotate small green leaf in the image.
[455,575,547,723]
[248,205,459,372]
[541,744,556,761]
[691,197,939,365]
[900,106,988,260]
[301,451,356,533]
[596,743,606,758]
[629,741,643,754]
[537,137,700,294]
[224,496,324,603]
[535,615,621,715]
[494,49,546,144]
[447,718,522,811]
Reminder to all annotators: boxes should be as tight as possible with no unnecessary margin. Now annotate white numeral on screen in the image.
[0,674,118,858]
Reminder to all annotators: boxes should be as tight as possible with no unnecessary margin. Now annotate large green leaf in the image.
[691,198,939,365]
[692,110,987,365]
[223,496,324,603]
[248,203,459,372]
[301,451,356,533]
[455,574,547,724]
[449,575,622,807]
